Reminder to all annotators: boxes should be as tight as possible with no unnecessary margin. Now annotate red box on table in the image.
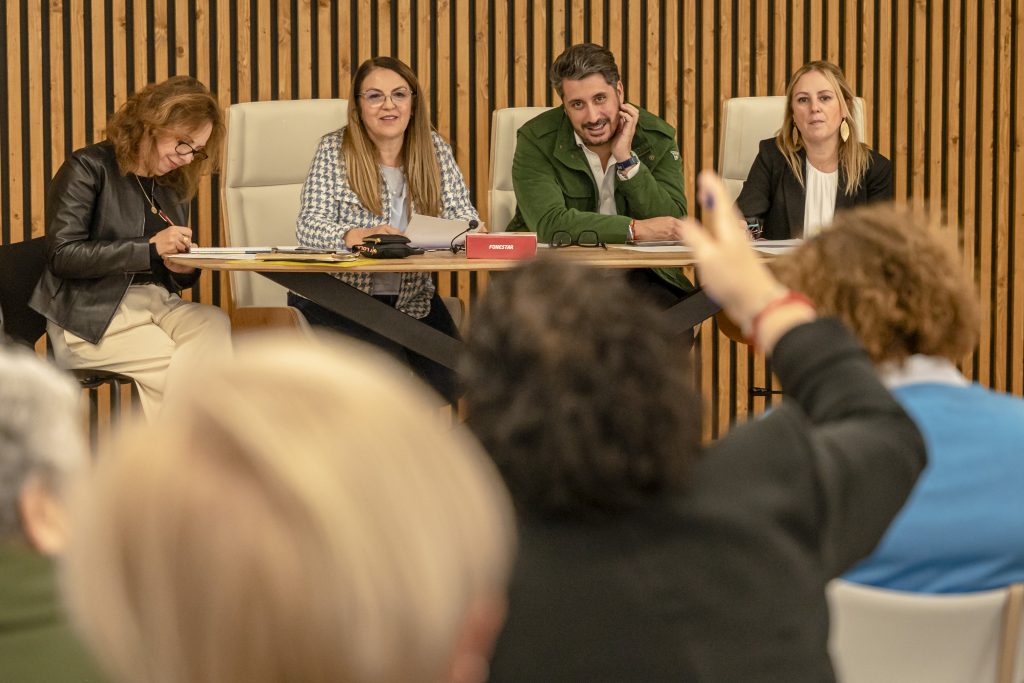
[465,232,538,260]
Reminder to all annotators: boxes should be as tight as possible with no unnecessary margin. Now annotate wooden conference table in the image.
[170,247,717,371]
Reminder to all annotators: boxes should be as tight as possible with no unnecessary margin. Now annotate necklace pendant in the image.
[150,206,158,214]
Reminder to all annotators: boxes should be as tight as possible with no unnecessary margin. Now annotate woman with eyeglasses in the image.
[294,56,479,404]
[29,76,232,417]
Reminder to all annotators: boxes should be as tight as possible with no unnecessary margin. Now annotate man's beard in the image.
[580,116,613,145]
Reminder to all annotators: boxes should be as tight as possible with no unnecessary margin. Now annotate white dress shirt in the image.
[803,160,838,238]
[574,132,639,216]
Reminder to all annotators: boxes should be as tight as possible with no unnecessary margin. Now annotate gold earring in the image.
[840,119,850,142]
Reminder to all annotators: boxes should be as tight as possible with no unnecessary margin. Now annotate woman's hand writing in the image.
[150,225,193,256]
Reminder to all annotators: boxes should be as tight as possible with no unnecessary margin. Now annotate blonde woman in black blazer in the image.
[737,61,892,239]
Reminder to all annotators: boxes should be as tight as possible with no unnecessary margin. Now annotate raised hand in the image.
[680,171,814,351]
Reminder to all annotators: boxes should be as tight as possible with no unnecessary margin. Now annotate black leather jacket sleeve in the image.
[46,152,154,279]
[29,140,199,344]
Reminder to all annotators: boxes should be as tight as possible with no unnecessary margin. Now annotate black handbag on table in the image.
[351,234,424,259]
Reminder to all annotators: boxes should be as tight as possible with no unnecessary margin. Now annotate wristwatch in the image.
[615,152,640,180]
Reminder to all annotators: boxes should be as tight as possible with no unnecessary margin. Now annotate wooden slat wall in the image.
[3,0,1022,436]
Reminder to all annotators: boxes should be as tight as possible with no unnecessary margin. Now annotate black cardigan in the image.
[489,319,925,683]
[736,138,893,240]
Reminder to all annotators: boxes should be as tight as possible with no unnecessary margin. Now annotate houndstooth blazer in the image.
[296,128,479,318]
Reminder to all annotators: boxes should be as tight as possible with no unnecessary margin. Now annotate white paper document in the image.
[405,214,479,250]
[188,246,274,255]
[174,246,356,262]
[752,238,803,254]
[612,244,693,253]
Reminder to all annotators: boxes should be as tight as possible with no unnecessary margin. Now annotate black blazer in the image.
[736,138,893,240]
[29,141,198,344]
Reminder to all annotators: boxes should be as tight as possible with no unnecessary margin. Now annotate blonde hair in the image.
[774,204,979,365]
[63,333,515,683]
[776,60,871,196]
[106,75,224,201]
[342,57,441,217]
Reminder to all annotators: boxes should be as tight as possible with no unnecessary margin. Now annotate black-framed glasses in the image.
[549,229,607,249]
[175,141,209,162]
[358,88,414,108]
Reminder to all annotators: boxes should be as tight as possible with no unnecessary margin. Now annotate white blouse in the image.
[803,160,838,238]
[374,165,408,295]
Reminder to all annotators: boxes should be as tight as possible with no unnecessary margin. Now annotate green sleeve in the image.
[617,142,687,218]
[511,134,632,244]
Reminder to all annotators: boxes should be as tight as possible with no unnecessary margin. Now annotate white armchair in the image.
[487,106,551,232]
[222,98,348,326]
[827,579,1024,683]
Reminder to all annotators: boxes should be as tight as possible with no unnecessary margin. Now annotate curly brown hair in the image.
[462,259,701,518]
[773,203,979,365]
[105,75,224,200]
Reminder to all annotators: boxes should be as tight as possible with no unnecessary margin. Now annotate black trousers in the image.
[288,290,461,404]
[624,269,697,346]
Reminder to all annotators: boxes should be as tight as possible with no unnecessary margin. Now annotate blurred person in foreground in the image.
[0,348,107,682]
[775,204,1024,593]
[464,171,925,682]
[62,334,514,683]
[737,60,892,239]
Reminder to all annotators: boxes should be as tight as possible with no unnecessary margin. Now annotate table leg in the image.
[663,288,720,335]
[260,271,462,370]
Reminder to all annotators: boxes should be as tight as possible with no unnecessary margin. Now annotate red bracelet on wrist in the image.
[745,289,815,344]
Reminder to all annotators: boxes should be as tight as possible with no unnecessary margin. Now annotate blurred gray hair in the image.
[0,347,85,539]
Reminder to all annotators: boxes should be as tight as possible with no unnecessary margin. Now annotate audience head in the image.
[344,56,441,216]
[0,347,84,555]
[774,203,979,366]
[549,43,626,149]
[63,334,515,683]
[777,60,869,195]
[106,75,224,199]
[463,259,701,518]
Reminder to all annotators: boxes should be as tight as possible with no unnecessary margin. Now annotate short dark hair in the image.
[549,43,621,98]
[462,259,701,518]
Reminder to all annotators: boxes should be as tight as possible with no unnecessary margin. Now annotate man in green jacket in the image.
[508,43,692,300]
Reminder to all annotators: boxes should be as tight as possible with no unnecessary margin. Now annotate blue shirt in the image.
[844,380,1024,593]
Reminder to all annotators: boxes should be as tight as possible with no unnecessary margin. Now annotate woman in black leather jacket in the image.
[30,76,231,417]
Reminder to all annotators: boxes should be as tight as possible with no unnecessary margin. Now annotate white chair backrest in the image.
[827,579,1024,683]
[718,95,866,203]
[488,106,551,232]
[222,98,348,307]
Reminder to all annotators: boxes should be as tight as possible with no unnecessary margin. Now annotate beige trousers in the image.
[49,284,232,417]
